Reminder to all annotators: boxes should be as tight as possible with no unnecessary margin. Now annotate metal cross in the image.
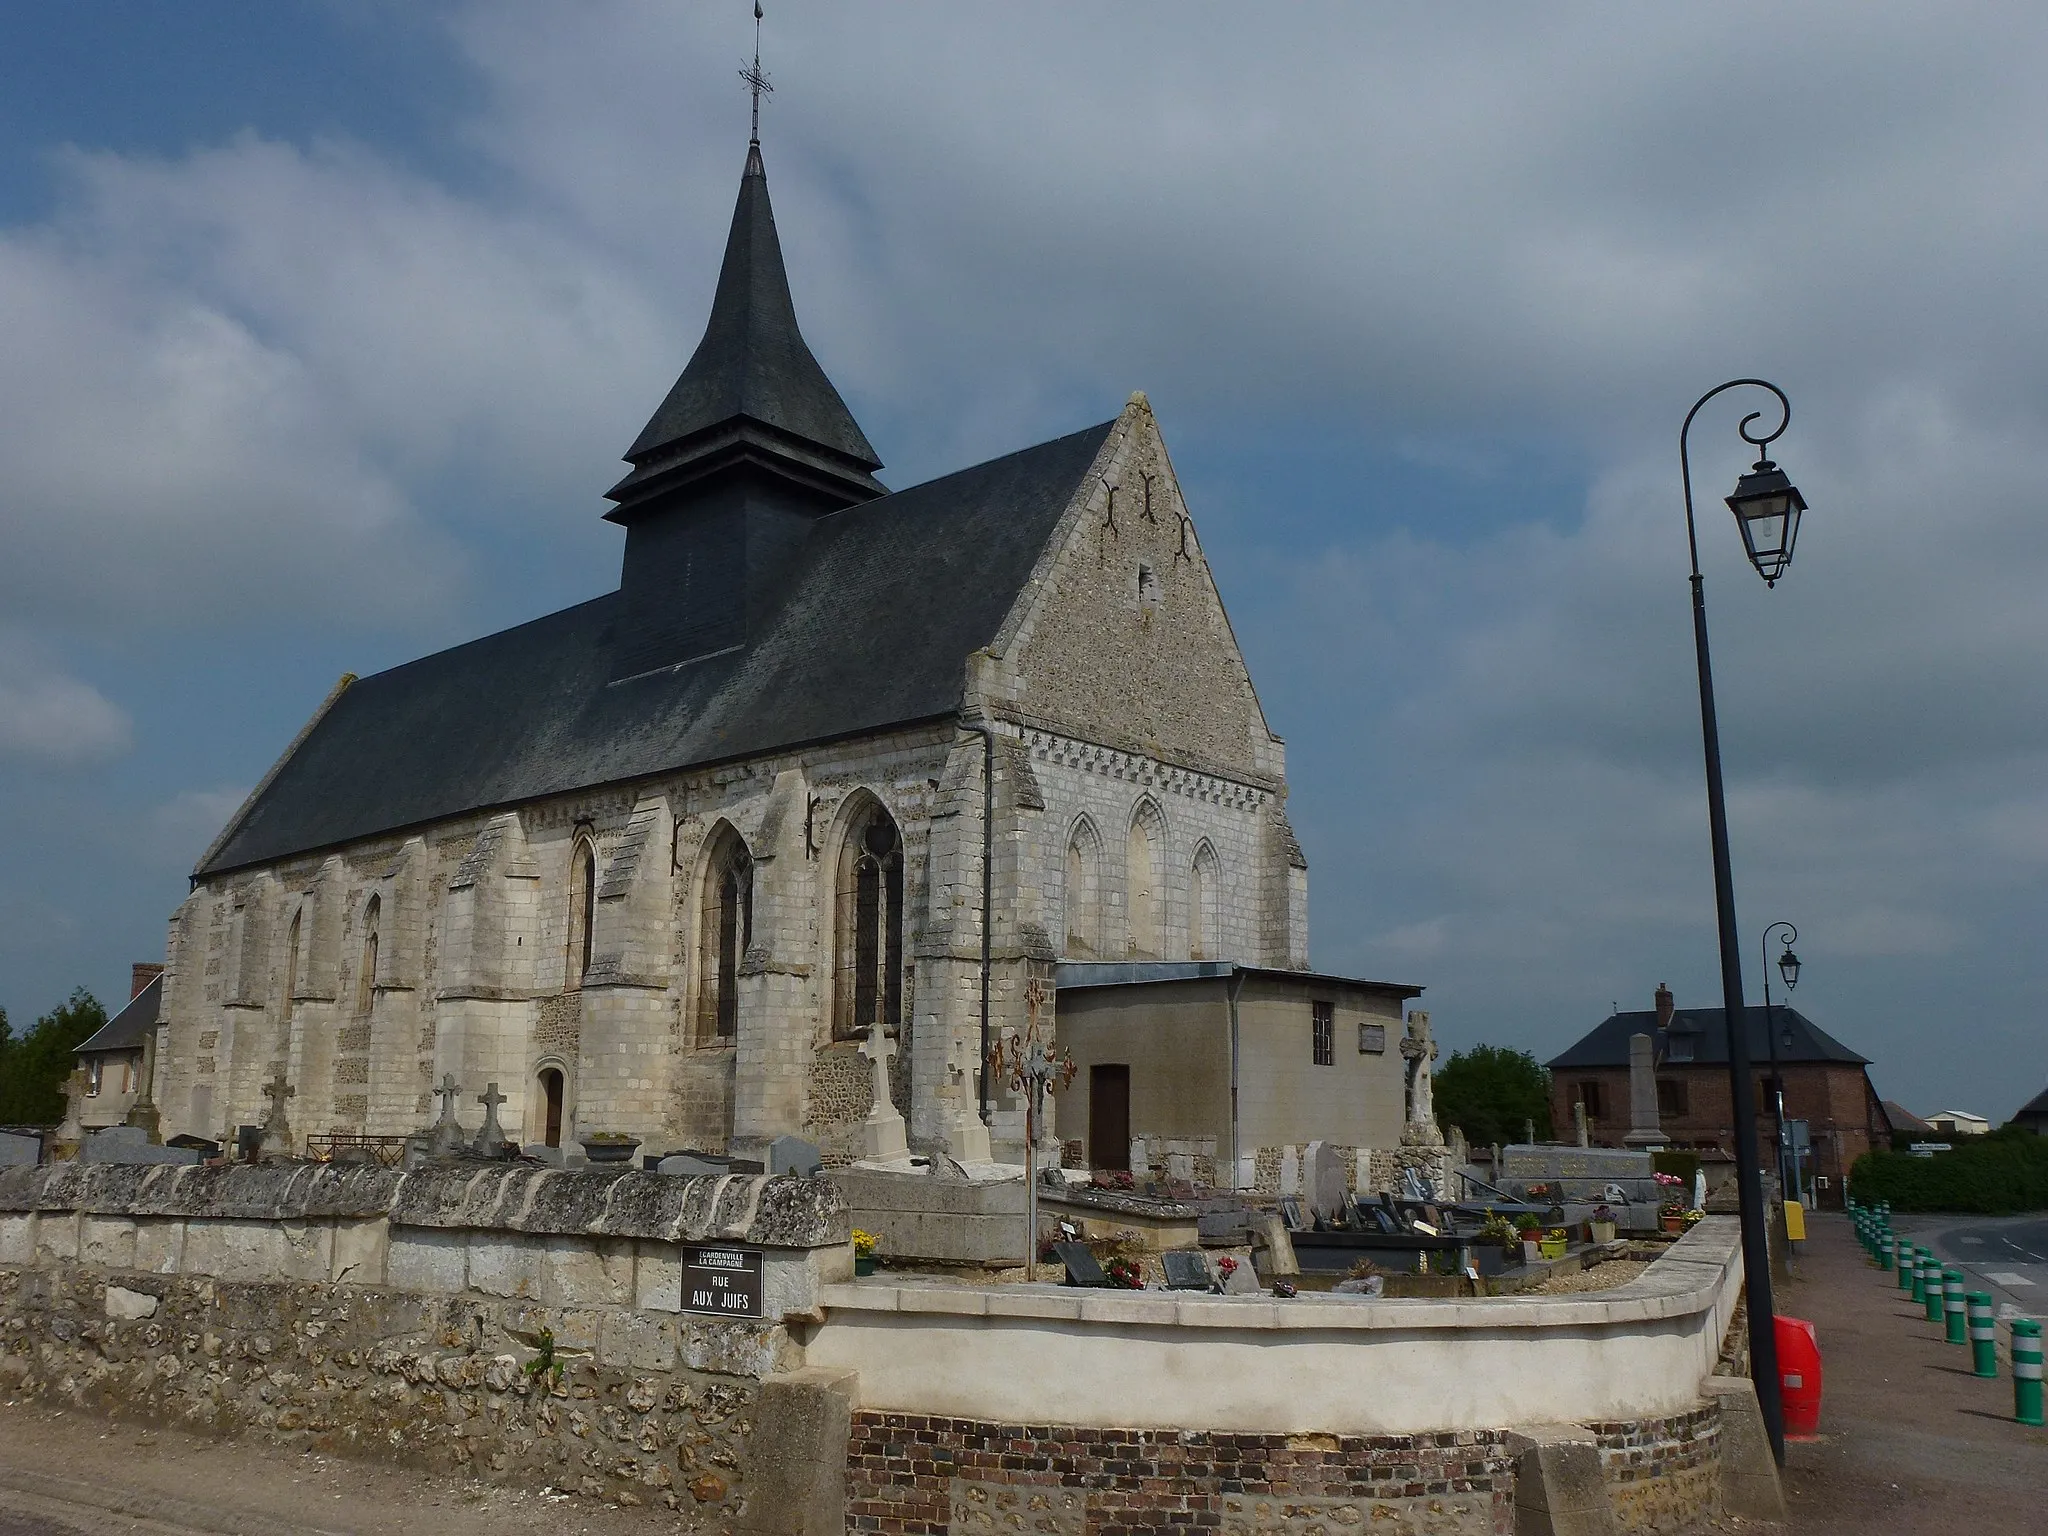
[435,1073,462,1120]
[740,2,772,144]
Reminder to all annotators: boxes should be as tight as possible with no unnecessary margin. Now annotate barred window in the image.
[1312,1000,1334,1066]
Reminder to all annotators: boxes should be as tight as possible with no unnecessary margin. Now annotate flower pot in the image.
[1590,1220,1616,1244]
[1521,1239,1543,1264]
[1661,1213,1685,1233]
[1539,1238,1567,1260]
[580,1138,640,1164]
[854,1255,877,1277]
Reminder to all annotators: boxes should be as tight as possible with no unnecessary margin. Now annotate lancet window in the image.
[1190,842,1221,961]
[834,799,904,1040]
[1064,818,1102,958]
[356,895,380,1015]
[567,835,597,984]
[695,826,753,1042]
[1126,799,1166,960]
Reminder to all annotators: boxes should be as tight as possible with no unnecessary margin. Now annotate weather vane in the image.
[740,2,772,145]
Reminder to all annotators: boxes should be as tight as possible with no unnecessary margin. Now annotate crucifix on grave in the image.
[986,978,1076,1272]
[945,1031,991,1164]
[473,1081,509,1157]
[258,1070,295,1159]
[857,1023,909,1163]
[427,1071,467,1158]
[51,1067,90,1159]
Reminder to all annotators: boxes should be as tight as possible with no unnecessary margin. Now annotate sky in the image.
[2,2,2044,1120]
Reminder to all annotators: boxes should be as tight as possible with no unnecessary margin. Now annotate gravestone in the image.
[1303,1140,1348,1223]
[769,1135,823,1176]
[1574,1099,1590,1148]
[858,1024,909,1162]
[1624,1031,1666,1149]
[472,1082,510,1157]
[1221,1256,1262,1294]
[426,1073,467,1159]
[1278,1195,1308,1232]
[257,1071,295,1159]
[79,1126,199,1167]
[659,1152,730,1177]
[1052,1242,1110,1288]
[1162,1251,1214,1291]
[0,1131,38,1167]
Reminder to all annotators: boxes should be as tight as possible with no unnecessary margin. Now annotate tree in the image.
[1434,1044,1553,1148]
[0,988,107,1125]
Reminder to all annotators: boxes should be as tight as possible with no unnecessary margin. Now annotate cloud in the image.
[0,636,131,765]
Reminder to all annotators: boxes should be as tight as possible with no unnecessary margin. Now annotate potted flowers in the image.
[1473,1212,1523,1275]
[579,1131,640,1164]
[1516,1213,1544,1264]
[1660,1199,1687,1233]
[1539,1226,1569,1261]
[852,1228,879,1276]
[1590,1205,1617,1244]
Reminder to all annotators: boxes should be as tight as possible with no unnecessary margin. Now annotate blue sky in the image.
[5,2,2046,1122]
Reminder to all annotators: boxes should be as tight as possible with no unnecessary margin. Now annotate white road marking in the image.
[1985,1271,2035,1286]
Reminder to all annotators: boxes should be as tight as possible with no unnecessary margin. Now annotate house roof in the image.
[2010,1087,2048,1122]
[1882,1100,1933,1135]
[1054,961,1422,996]
[199,419,1117,876]
[76,974,160,1056]
[1546,1004,1869,1070]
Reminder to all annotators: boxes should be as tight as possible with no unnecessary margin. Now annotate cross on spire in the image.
[740,2,772,146]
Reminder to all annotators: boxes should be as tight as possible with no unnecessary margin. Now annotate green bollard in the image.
[1898,1240,1915,1291]
[1969,1293,1997,1377]
[1912,1252,1929,1304]
[1925,1258,1947,1323]
[1945,1271,1969,1344]
[2014,1320,2044,1426]
[1879,1231,1894,1270]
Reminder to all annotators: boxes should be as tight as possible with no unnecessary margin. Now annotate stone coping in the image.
[818,1216,1739,1332]
[0,1162,846,1249]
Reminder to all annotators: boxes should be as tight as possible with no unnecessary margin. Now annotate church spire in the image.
[607,124,883,517]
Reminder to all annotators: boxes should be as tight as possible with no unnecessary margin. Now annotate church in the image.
[151,125,1415,1175]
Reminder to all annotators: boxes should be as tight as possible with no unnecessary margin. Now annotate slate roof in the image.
[611,142,883,507]
[76,974,160,1056]
[1546,1004,1869,1070]
[200,419,1116,877]
[2010,1087,2048,1124]
[1882,1100,1933,1135]
[1054,961,1422,996]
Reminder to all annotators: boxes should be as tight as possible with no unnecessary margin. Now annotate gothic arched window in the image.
[281,909,303,1031]
[356,895,380,1015]
[835,800,903,1040]
[695,826,753,1042]
[567,836,597,985]
[1064,818,1101,958]
[1126,799,1166,960]
[1190,842,1221,961]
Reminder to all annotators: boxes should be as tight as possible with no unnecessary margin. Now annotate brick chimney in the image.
[131,962,165,1000]
[1654,982,1675,1032]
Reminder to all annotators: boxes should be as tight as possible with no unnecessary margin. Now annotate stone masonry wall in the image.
[0,1264,761,1524]
[1590,1404,1722,1534]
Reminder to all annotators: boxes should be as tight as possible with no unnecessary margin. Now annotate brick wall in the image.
[846,1414,1517,1536]
[1590,1404,1720,1532]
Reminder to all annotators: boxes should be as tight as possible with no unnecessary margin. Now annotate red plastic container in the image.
[1775,1315,1822,1439]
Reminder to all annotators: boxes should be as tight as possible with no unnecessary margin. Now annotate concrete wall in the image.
[1052,978,1232,1159]
[1234,976,1407,1149]
[807,1218,1745,1437]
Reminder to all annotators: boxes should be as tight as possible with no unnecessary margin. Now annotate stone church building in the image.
[153,134,1324,1169]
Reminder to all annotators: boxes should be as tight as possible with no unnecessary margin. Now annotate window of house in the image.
[696,828,753,1042]
[835,800,904,1040]
[1667,1033,1695,1063]
[1312,1001,1334,1066]
[1578,1080,1605,1119]
[85,1058,102,1096]
[1657,1077,1688,1116]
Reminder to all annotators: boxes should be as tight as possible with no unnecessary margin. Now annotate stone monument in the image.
[1623,1031,1666,1150]
[857,1023,910,1163]
[473,1082,510,1157]
[257,1071,295,1159]
[945,1033,992,1164]
[124,1027,163,1143]
[1303,1139,1349,1224]
[1573,1099,1590,1148]
[1399,1010,1443,1147]
[426,1073,468,1159]
[51,1068,90,1161]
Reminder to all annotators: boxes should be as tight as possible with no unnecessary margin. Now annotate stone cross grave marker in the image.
[55,1068,90,1145]
[473,1081,508,1155]
[258,1071,295,1158]
[1574,1099,1590,1147]
[427,1073,467,1158]
[857,1023,908,1161]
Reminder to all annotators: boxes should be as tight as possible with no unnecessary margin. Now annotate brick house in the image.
[1546,987,1891,1206]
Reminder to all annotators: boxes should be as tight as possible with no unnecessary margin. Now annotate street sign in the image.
[680,1244,764,1318]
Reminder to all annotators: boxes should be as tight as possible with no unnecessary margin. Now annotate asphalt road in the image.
[1896,1213,2048,1314]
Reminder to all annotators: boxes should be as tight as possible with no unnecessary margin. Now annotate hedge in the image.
[1849,1126,2048,1213]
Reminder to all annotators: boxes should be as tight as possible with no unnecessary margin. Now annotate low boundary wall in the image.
[1,1163,1754,1534]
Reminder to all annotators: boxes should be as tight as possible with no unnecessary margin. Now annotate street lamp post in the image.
[1760,922,1801,1200]
[1678,378,1808,1466]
